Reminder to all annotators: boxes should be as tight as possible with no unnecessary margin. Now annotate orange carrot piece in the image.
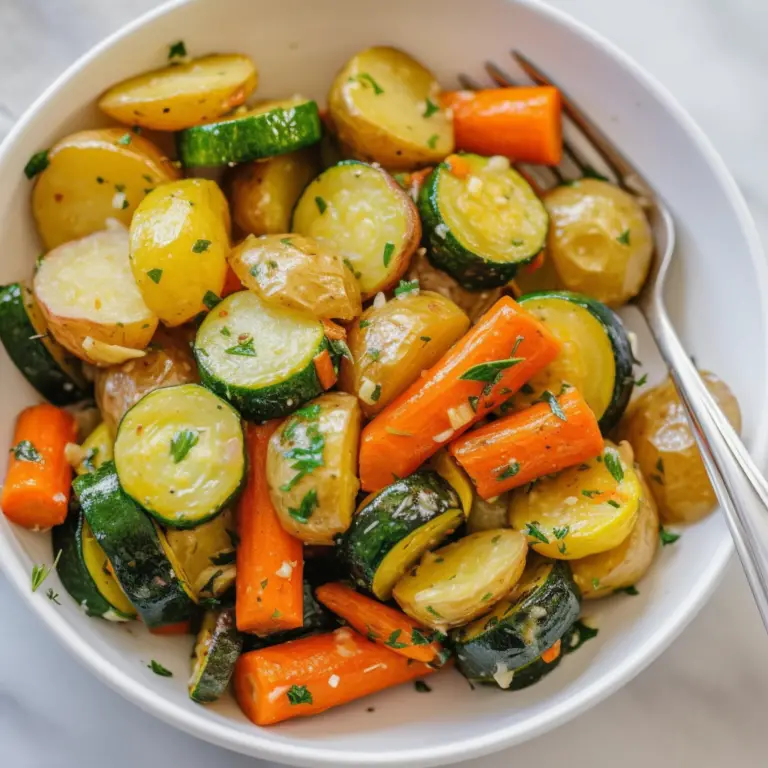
[540,639,562,664]
[236,423,303,634]
[314,349,337,390]
[449,389,604,499]
[358,297,561,491]
[525,251,545,274]
[149,620,191,636]
[233,627,437,725]
[445,154,471,178]
[321,318,346,341]
[315,582,444,664]
[221,266,243,297]
[2,404,77,530]
[441,87,562,165]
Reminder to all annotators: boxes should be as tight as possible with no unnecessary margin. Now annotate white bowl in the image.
[1,0,767,765]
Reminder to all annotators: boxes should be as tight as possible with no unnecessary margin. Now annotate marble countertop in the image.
[2,1,768,766]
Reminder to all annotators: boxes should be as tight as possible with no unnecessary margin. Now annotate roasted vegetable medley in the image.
[1,42,741,725]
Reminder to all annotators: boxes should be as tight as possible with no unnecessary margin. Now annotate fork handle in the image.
[645,307,768,630]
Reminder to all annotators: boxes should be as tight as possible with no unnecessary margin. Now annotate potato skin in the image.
[338,290,470,417]
[129,179,230,326]
[32,128,180,250]
[618,372,741,523]
[544,179,652,307]
[94,327,198,434]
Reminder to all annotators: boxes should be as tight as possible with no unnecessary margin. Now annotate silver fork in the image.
[463,52,768,632]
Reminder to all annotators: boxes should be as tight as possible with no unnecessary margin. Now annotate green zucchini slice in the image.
[189,608,243,704]
[113,384,245,528]
[419,154,548,289]
[338,470,463,601]
[518,290,634,431]
[176,99,322,167]
[452,558,580,686]
[73,461,196,629]
[195,290,329,422]
[53,501,136,621]
[0,282,89,405]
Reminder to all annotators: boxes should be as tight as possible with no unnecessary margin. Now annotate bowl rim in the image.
[2,0,767,766]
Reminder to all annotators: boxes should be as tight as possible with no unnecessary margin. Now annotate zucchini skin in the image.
[519,290,634,432]
[339,470,462,595]
[0,282,89,405]
[452,560,580,683]
[418,159,546,290]
[73,462,195,629]
[189,609,243,704]
[195,336,331,423]
[176,101,322,167]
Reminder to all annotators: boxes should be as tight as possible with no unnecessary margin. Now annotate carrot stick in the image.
[236,422,303,634]
[445,154,471,179]
[441,87,562,165]
[540,639,561,664]
[2,404,77,530]
[315,582,444,664]
[321,318,346,341]
[233,627,437,725]
[314,349,337,390]
[358,296,560,491]
[449,389,604,498]
[149,620,191,635]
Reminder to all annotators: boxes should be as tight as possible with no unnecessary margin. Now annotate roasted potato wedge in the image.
[228,148,320,236]
[544,179,653,307]
[94,326,198,434]
[338,290,469,417]
[328,46,454,170]
[617,372,741,523]
[98,54,258,131]
[228,234,362,320]
[467,493,510,534]
[129,178,231,326]
[31,128,180,250]
[33,225,158,366]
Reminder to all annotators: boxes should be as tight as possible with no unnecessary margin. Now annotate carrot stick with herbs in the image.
[233,627,437,725]
[449,388,604,498]
[358,296,560,491]
[441,87,562,165]
[315,582,445,664]
[313,348,337,390]
[236,422,303,634]
[1,404,77,530]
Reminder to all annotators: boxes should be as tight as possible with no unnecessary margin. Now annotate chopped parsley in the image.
[394,279,419,297]
[524,522,549,544]
[603,448,624,484]
[651,473,664,485]
[414,680,432,693]
[46,588,60,604]
[368,348,381,361]
[498,461,520,480]
[225,336,257,357]
[481,592,493,602]
[280,237,294,246]
[539,390,567,421]
[591,578,601,590]
[286,684,313,705]
[192,239,211,253]
[564,620,599,654]
[359,319,371,329]
[659,526,681,546]
[220,326,231,337]
[581,489,601,499]
[24,150,50,179]
[354,73,384,94]
[271,608,281,619]
[148,660,173,677]
[117,133,132,146]
[147,268,163,284]
[423,98,439,118]
[553,525,569,540]
[170,428,199,463]
[385,629,408,649]
[468,396,479,413]
[202,290,220,310]
[459,357,523,383]
[168,40,187,59]
[420,336,431,344]
[280,423,325,491]
[315,196,327,214]
[343,258,361,279]
[371,384,382,402]
[411,629,430,646]
[426,605,443,619]
[614,585,639,596]
[656,457,665,474]
[511,239,524,247]
[607,499,621,508]
[31,550,61,592]
[616,229,631,245]
[382,242,395,267]
[11,440,42,463]
[288,488,318,523]
[634,373,648,387]
[427,134,439,149]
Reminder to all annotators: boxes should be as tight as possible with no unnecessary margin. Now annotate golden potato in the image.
[33,225,158,366]
[544,179,653,307]
[227,234,361,320]
[571,467,659,598]
[338,290,469,417]
[94,326,198,433]
[129,179,230,326]
[467,493,510,534]
[31,128,180,250]
[329,47,453,170]
[99,54,258,131]
[617,372,741,523]
[228,149,320,236]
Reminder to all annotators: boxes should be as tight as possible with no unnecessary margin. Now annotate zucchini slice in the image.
[291,160,421,299]
[419,154,549,289]
[53,501,136,621]
[71,421,114,476]
[392,529,528,630]
[177,99,322,167]
[0,282,89,404]
[73,461,196,629]
[452,558,580,685]
[195,290,329,422]
[113,384,245,528]
[509,441,642,560]
[518,290,634,431]
[189,608,243,704]
[339,470,463,601]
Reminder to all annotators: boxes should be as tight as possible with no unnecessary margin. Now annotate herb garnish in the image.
[616,229,631,245]
[200,569,223,595]
[168,40,187,59]
[468,396,479,412]
[382,242,395,267]
[287,685,313,705]
[192,239,211,253]
[411,629,430,646]
[46,588,60,604]
[553,525,570,540]
[607,499,621,508]
[31,550,61,593]
[371,384,382,402]
[394,279,419,297]
[565,620,599,653]
[117,133,132,146]
[423,98,439,118]
[148,660,173,677]
[581,489,601,498]
[147,268,163,284]
[634,373,648,387]
[24,150,50,179]
[12,440,42,463]
[656,458,665,474]
[170,428,199,463]
[426,605,442,619]
[353,73,384,94]
[591,578,601,590]
[414,680,432,693]
[614,585,639,596]
[498,461,520,480]
[427,134,439,149]
[202,290,220,310]
[385,629,408,649]
[359,320,371,329]
[659,526,680,546]
[539,390,566,421]
[280,423,325,491]
[524,522,549,544]
[225,336,257,357]
[604,448,624,484]
[288,488,318,523]
[315,196,327,214]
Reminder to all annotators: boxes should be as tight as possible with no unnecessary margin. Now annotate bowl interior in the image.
[1,0,766,766]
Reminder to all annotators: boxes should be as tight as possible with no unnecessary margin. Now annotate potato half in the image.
[33,225,158,366]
